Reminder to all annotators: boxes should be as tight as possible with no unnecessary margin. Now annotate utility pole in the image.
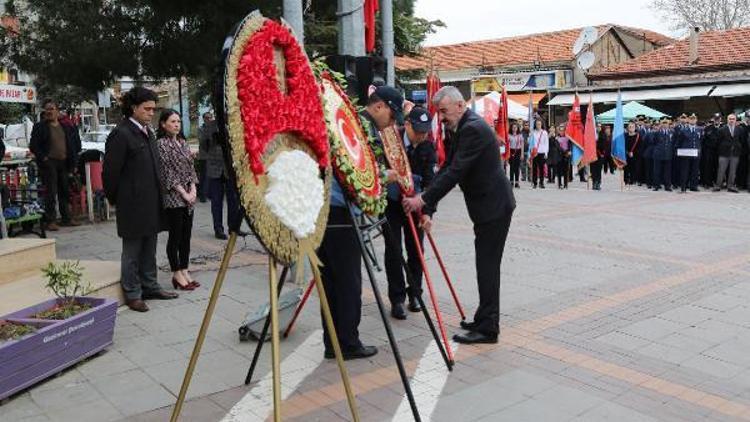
[338,0,365,55]
[381,0,395,86]
[283,0,304,45]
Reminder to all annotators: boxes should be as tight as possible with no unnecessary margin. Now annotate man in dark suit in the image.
[701,114,721,188]
[676,113,702,193]
[652,117,675,191]
[103,87,178,312]
[403,86,516,344]
[713,113,744,192]
[29,99,82,231]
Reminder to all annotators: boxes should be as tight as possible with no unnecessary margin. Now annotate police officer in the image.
[641,119,656,188]
[653,116,675,191]
[676,113,702,192]
[383,107,436,319]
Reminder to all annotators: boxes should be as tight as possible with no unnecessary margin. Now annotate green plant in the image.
[0,320,36,342]
[41,261,91,307]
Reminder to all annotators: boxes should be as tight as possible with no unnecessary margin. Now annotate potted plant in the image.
[0,261,117,401]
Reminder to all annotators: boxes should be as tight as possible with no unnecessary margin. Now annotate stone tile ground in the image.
[3,172,750,421]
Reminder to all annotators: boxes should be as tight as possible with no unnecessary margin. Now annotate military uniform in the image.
[652,123,675,191]
[676,120,702,192]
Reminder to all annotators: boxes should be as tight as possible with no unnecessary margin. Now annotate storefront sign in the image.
[0,84,36,104]
[473,70,571,92]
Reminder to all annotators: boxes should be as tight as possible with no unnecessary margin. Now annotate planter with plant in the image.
[0,261,117,400]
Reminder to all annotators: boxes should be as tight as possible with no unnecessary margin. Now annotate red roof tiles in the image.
[590,26,750,79]
[395,24,673,72]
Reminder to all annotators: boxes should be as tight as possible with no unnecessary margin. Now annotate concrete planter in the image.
[0,297,117,400]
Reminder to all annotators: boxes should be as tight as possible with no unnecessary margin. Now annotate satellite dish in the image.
[581,26,598,45]
[572,35,586,55]
[577,51,596,70]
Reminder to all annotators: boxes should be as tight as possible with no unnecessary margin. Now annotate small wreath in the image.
[320,73,386,216]
[224,11,331,267]
[380,126,414,196]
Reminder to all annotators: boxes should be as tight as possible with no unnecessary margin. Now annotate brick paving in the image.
[3,172,750,421]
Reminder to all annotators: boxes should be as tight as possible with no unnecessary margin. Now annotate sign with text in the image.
[0,84,36,104]
[473,70,571,93]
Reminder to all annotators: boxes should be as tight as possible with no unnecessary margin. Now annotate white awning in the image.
[711,83,750,98]
[548,85,715,106]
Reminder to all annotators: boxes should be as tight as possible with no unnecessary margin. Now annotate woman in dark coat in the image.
[546,126,559,184]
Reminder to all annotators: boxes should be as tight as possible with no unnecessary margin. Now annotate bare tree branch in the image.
[651,0,750,33]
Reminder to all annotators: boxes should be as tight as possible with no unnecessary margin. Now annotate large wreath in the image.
[224,11,331,267]
[320,73,386,216]
[380,126,414,196]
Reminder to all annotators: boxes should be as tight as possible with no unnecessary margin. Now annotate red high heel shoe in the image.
[172,278,196,291]
[188,280,201,288]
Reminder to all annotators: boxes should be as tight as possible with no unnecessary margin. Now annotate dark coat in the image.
[642,130,654,159]
[717,124,745,157]
[422,109,516,225]
[0,140,4,162]
[652,129,676,161]
[29,120,81,169]
[625,132,641,158]
[102,119,164,238]
[676,125,702,157]
[546,135,562,166]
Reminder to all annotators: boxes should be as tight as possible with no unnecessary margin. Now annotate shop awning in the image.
[548,84,715,106]
[507,93,546,107]
[710,83,750,98]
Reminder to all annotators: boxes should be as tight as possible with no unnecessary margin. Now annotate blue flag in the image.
[611,91,627,168]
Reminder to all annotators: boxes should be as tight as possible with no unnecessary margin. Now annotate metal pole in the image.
[381,0,395,86]
[177,76,184,125]
[171,233,238,422]
[337,0,365,55]
[283,277,315,338]
[283,0,305,45]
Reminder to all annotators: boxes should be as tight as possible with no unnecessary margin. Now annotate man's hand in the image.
[420,214,432,233]
[628,152,633,158]
[402,194,425,213]
[386,169,399,183]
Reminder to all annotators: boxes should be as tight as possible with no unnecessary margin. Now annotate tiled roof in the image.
[395,24,673,72]
[590,26,750,79]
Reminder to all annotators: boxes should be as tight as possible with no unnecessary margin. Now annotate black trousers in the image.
[208,175,241,234]
[121,235,161,300]
[590,159,602,185]
[383,199,423,306]
[532,154,546,187]
[701,149,717,187]
[165,207,193,272]
[196,159,207,200]
[679,157,700,191]
[509,151,521,184]
[624,156,637,184]
[472,213,513,336]
[653,159,672,189]
[319,206,363,353]
[602,156,614,174]
[642,157,654,186]
[556,158,568,187]
[41,158,71,223]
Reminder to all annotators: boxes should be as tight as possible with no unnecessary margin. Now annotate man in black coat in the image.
[403,86,516,344]
[29,99,82,230]
[103,87,178,312]
[713,113,745,192]
[701,114,721,188]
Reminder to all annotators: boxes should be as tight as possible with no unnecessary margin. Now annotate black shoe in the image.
[690,188,699,192]
[215,232,228,240]
[460,320,479,331]
[407,299,421,313]
[712,187,722,192]
[142,290,179,300]
[391,303,406,320]
[514,182,520,188]
[540,184,545,189]
[729,187,739,193]
[325,345,379,360]
[453,332,498,344]
[665,188,673,192]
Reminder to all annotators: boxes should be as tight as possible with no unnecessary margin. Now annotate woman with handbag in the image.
[157,109,200,291]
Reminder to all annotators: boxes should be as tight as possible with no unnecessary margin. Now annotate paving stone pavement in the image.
[4,172,750,421]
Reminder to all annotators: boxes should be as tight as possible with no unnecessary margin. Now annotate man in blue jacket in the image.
[676,113,702,193]
[652,116,675,191]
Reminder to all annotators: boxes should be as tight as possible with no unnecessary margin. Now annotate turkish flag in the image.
[364,0,379,53]
[583,95,598,165]
[495,85,510,161]
[426,71,446,167]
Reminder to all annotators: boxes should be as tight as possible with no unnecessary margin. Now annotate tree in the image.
[650,0,750,32]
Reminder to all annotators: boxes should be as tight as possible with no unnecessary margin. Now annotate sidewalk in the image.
[4,172,750,421]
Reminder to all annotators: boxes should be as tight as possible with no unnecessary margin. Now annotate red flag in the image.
[567,93,585,169]
[364,0,379,53]
[426,71,446,167]
[496,85,510,160]
[582,95,598,165]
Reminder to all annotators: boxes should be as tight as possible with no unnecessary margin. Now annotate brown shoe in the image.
[126,299,149,312]
[46,223,60,231]
[142,290,179,300]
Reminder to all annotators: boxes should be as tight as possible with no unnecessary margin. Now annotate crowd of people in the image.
[505,111,750,193]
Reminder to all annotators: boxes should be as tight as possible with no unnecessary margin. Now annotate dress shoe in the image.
[46,223,60,231]
[172,278,195,291]
[453,331,498,344]
[324,345,378,360]
[142,290,179,300]
[460,320,479,331]
[60,220,81,227]
[664,187,673,192]
[690,188,699,192]
[514,182,520,188]
[126,299,149,312]
[188,280,201,288]
[391,303,406,320]
[712,187,722,192]
[215,232,228,240]
[407,299,421,313]
[729,187,739,193]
